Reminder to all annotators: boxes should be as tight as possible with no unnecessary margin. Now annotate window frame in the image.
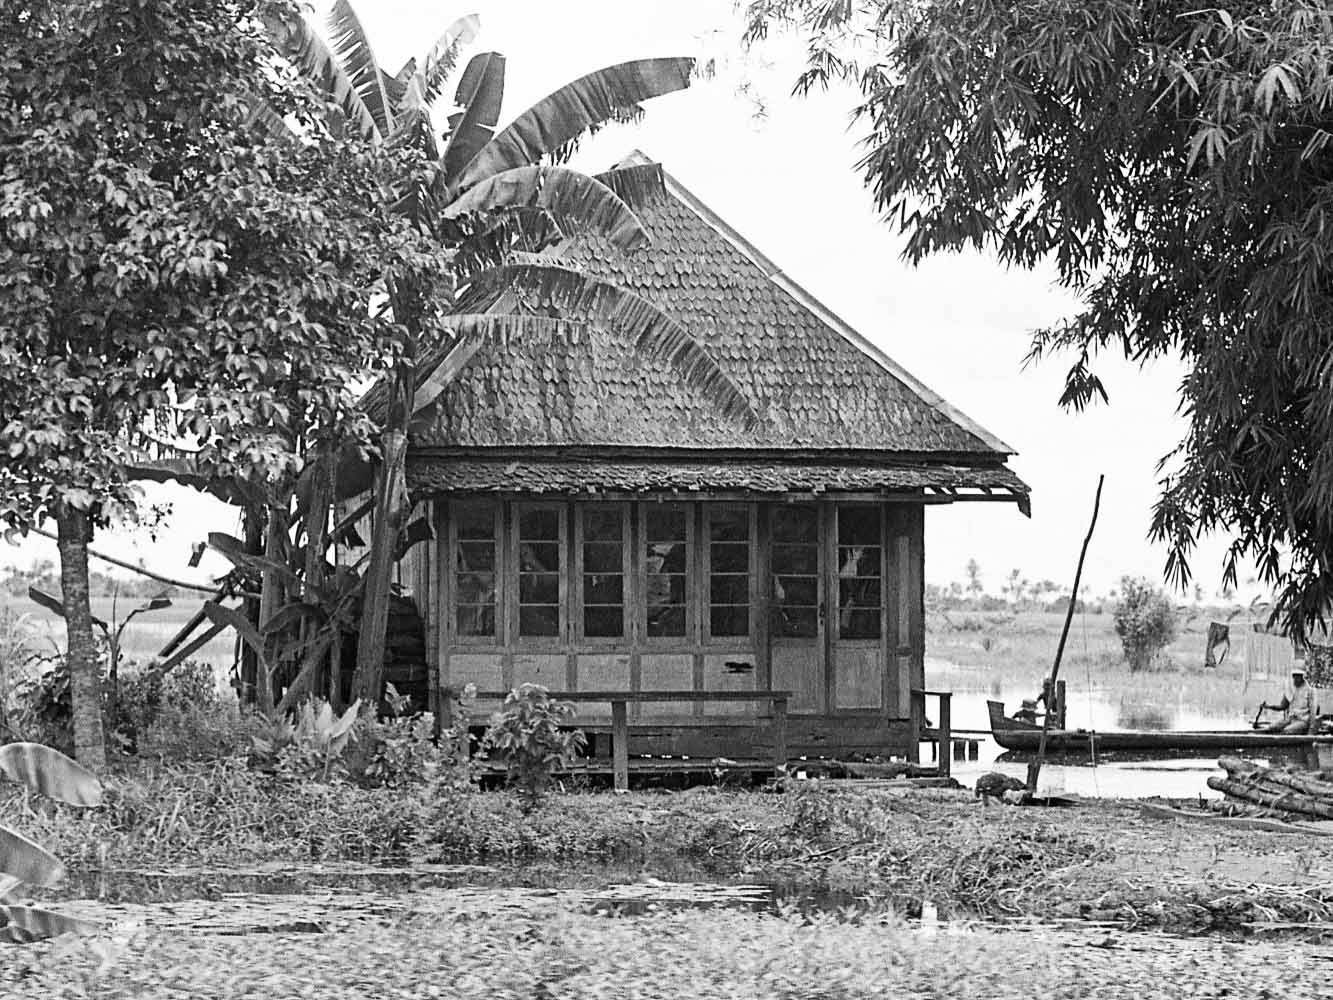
[770,502,822,641]
[511,500,568,646]
[833,503,884,642]
[448,500,502,647]
[638,501,695,645]
[574,501,632,644]
[703,502,754,643]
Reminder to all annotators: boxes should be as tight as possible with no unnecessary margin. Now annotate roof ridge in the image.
[605,151,1014,456]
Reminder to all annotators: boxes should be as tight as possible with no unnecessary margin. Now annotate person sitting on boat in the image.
[1011,699,1041,725]
[1260,668,1317,734]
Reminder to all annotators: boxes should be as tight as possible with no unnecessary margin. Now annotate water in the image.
[928,658,1315,800]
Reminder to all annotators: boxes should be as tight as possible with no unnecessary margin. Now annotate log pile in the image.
[1207,756,1333,821]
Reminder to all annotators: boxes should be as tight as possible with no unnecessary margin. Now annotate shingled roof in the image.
[411,154,1016,459]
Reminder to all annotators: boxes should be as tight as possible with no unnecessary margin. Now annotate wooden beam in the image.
[476,689,791,703]
[612,699,629,792]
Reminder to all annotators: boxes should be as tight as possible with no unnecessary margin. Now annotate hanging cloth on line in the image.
[1242,627,1295,689]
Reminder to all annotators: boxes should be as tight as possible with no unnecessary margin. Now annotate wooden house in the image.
[394,153,1029,762]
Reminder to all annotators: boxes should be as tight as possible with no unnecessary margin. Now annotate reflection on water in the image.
[1116,704,1175,730]
[927,657,1308,801]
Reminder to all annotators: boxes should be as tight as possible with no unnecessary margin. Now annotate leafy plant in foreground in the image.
[250,698,361,782]
[0,741,102,942]
[483,684,584,807]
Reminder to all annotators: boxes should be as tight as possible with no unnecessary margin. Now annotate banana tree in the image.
[264,3,754,710]
[0,742,102,942]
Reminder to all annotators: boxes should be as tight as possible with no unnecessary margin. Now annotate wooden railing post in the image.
[908,689,923,763]
[772,695,788,771]
[612,699,629,792]
[937,692,952,779]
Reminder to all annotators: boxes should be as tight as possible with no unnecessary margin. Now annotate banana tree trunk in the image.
[256,508,285,715]
[54,505,106,770]
[238,505,263,704]
[350,421,409,709]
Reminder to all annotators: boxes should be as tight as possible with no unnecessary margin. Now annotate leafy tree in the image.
[269,2,752,708]
[745,0,1333,638]
[965,558,983,598]
[1004,568,1024,606]
[1112,576,1179,671]
[0,0,450,763]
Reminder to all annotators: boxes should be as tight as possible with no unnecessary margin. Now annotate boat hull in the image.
[987,700,1331,753]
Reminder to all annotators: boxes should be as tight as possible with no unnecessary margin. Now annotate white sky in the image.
[0,0,1259,600]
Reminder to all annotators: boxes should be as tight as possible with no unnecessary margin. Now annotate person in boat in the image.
[1260,667,1317,734]
[1011,699,1041,725]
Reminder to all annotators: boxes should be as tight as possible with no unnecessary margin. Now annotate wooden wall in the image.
[418,494,926,759]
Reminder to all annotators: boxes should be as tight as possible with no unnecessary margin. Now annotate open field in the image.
[927,610,1280,724]
[1,597,236,680]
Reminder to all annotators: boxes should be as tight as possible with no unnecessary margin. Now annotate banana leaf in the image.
[0,826,65,887]
[455,57,693,188]
[442,165,649,252]
[0,904,100,942]
[0,742,102,807]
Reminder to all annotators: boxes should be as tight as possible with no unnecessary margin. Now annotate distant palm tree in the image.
[264,2,753,706]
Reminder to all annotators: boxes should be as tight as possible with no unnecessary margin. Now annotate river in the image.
[925,658,1319,799]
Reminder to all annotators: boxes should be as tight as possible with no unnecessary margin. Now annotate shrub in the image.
[357,684,448,789]
[483,684,584,808]
[1112,576,1178,672]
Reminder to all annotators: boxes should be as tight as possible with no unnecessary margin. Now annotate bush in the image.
[483,684,584,808]
[1112,577,1178,672]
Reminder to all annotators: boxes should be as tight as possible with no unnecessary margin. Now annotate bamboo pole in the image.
[1027,475,1105,795]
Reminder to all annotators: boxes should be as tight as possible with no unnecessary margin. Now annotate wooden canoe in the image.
[987,700,1333,753]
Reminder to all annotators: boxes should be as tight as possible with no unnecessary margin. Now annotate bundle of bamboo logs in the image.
[1207,756,1333,821]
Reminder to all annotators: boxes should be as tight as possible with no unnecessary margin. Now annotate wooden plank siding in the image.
[433,496,926,759]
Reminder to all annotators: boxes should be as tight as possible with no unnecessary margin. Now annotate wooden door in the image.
[830,504,884,711]
[768,504,825,714]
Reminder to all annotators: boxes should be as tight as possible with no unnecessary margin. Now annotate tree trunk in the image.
[350,423,408,710]
[55,505,106,770]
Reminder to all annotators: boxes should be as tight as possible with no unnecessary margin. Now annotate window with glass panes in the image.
[771,505,819,638]
[453,503,498,639]
[707,506,750,638]
[516,506,562,638]
[581,506,626,638]
[643,506,688,638]
[836,506,882,639]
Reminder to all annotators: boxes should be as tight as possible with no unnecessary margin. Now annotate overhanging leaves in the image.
[455,57,694,189]
[459,264,757,428]
[443,165,650,252]
[440,51,506,183]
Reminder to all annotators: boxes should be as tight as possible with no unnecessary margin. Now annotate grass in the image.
[9,742,1333,937]
[928,610,1268,723]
